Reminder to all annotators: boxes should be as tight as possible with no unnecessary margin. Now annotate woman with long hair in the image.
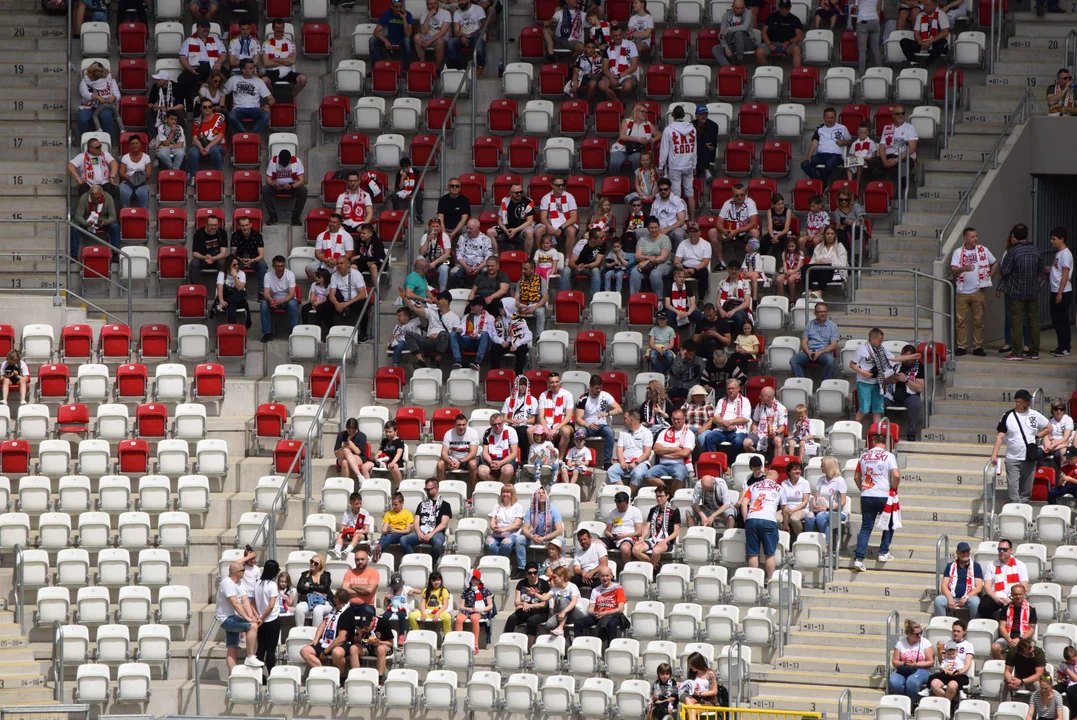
[214,253,250,326]
[804,455,848,540]
[198,70,227,114]
[254,559,282,672]
[294,554,332,628]
[639,379,672,437]
[888,618,934,700]
[807,226,849,292]
[77,62,120,136]
[408,571,452,633]
[682,651,721,719]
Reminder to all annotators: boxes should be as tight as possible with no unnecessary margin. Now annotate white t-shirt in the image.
[421,7,453,35]
[1051,414,1074,441]
[265,155,305,186]
[997,409,1050,462]
[263,35,296,76]
[745,478,782,522]
[215,576,246,621]
[442,426,480,461]
[850,137,878,160]
[342,507,372,533]
[881,122,918,159]
[608,505,644,538]
[181,33,226,65]
[987,558,1029,600]
[606,40,640,78]
[489,502,525,534]
[578,390,617,426]
[549,581,580,610]
[953,639,975,667]
[713,395,752,432]
[654,425,696,455]
[228,34,261,61]
[225,74,271,108]
[484,424,519,462]
[813,123,852,155]
[616,425,654,464]
[780,477,812,511]
[675,238,713,268]
[950,244,997,295]
[651,194,688,229]
[627,12,655,42]
[265,269,296,300]
[120,153,151,179]
[421,303,460,337]
[217,269,247,289]
[853,341,894,373]
[71,151,115,186]
[815,475,848,512]
[573,540,608,572]
[254,580,281,622]
[857,447,899,498]
[241,563,260,596]
[894,636,932,664]
[453,3,486,36]
[718,197,759,226]
[539,388,575,427]
[1051,247,1074,293]
[330,268,367,301]
[540,192,578,230]
[316,229,354,263]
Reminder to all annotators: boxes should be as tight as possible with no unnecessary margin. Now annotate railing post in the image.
[193,616,220,716]
[983,460,997,540]
[878,417,893,452]
[884,610,899,674]
[934,534,950,602]
[54,621,64,702]
[828,491,842,582]
[838,688,852,720]
[13,544,23,633]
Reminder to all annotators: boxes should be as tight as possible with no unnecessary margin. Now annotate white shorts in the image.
[667,167,694,199]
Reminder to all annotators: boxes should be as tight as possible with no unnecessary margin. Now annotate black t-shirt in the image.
[378,437,405,466]
[475,271,510,299]
[353,236,386,269]
[1006,646,1046,679]
[1006,606,1038,639]
[437,194,471,233]
[515,577,551,601]
[415,497,453,534]
[192,228,227,258]
[764,12,803,43]
[646,506,682,538]
[230,229,264,260]
[694,316,731,343]
[356,616,394,645]
[334,604,362,644]
[665,283,698,311]
[335,429,369,458]
[575,242,604,267]
[503,196,534,231]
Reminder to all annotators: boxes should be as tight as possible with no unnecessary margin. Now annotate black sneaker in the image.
[1052,349,1072,357]
[266,215,279,226]
[469,362,481,371]
[714,260,727,271]
[997,346,1011,354]
[1049,6,1066,11]
[955,348,967,356]
[291,217,303,226]
[1025,352,1040,360]
[452,361,462,369]
[972,348,986,357]
[260,333,273,343]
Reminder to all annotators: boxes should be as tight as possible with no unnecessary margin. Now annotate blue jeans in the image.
[582,267,602,295]
[156,148,185,170]
[187,144,226,180]
[241,259,269,294]
[805,511,846,539]
[431,264,449,292]
[800,153,843,182]
[400,530,447,563]
[450,332,491,364]
[856,495,894,561]
[260,297,300,335]
[228,106,270,134]
[369,36,414,64]
[1003,294,1031,348]
[221,614,251,647]
[607,461,651,486]
[888,669,930,700]
[702,429,748,456]
[391,341,407,366]
[650,349,674,374]
[486,533,526,570]
[933,592,981,618]
[77,106,116,135]
[446,35,486,68]
[71,225,120,256]
[791,350,836,379]
[119,182,148,209]
[644,459,689,484]
[629,263,671,297]
[378,531,408,552]
[581,424,616,464]
[604,269,629,292]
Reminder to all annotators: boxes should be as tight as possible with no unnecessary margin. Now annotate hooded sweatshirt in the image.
[660,120,698,172]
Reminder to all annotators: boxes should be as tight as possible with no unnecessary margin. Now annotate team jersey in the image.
[857,447,899,498]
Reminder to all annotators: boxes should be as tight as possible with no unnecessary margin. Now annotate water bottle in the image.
[533,460,542,481]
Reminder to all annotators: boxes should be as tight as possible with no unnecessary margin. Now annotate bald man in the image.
[216,560,263,671]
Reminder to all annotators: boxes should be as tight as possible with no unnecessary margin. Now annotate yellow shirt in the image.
[421,586,450,610]
[384,508,414,533]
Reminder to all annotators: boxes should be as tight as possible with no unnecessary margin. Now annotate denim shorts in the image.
[221,614,251,647]
[857,381,885,415]
[744,518,779,557]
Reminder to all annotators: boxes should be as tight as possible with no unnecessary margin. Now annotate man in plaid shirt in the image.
[998,223,1045,361]
[682,385,714,435]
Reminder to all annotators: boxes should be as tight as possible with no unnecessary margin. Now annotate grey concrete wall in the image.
[1028,116,1077,175]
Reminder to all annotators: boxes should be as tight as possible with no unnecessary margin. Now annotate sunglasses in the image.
[527,570,538,575]
[449,184,460,188]
[893,112,905,116]
[511,190,522,194]
[999,547,1011,552]
[310,559,320,566]
[659,187,671,192]
[631,203,642,207]
[552,183,565,188]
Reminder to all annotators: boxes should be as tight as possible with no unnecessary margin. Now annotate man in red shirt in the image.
[572,567,629,649]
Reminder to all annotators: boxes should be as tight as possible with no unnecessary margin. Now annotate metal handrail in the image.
[935,84,1036,259]
[838,688,852,720]
[934,534,950,603]
[988,0,1004,74]
[884,610,900,674]
[941,67,960,150]
[728,637,747,705]
[878,417,893,452]
[247,431,312,561]
[1031,386,1045,416]
[896,141,912,223]
[192,617,219,716]
[827,490,842,584]
[66,0,74,226]
[1066,30,1077,78]
[775,559,794,656]
[983,459,999,540]
[13,544,24,633]
[53,620,64,702]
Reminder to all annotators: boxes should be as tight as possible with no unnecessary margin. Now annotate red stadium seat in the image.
[99,324,132,362]
[770,454,799,481]
[478,212,498,235]
[554,291,586,325]
[216,324,247,362]
[538,64,570,98]
[747,178,777,209]
[868,420,900,446]
[600,371,628,406]
[119,208,149,243]
[519,26,545,60]
[559,100,590,136]
[270,102,296,130]
[233,170,262,206]
[1033,467,1054,502]
[57,404,90,436]
[737,103,769,140]
[576,331,606,367]
[580,138,609,174]
[0,326,13,357]
[723,141,755,177]
[195,207,225,230]
[368,0,389,17]
[789,67,820,102]
[492,175,523,205]
[426,98,455,133]
[528,175,553,203]
[488,99,519,136]
[193,363,225,400]
[760,141,791,178]
[696,452,729,478]
[176,285,206,319]
[118,58,148,93]
[710,177,736,210]
[874,105,898,137]
[840,103,870,137]
[371,60,402,94]
[917,342,947,376]
[195,170,224,203]
[319,95,350,131]
[485,369,515,404]
[473,136,504,172]
[933,67,963,102]
[266,0,291,16]
[136,403,168,438]
[598,176,631,204]
[61,325,94,361]
[37,364,70,401]
[407,61,438,95]
[157,170,186,205]
[458,174,487,207]
[339,134,369,168]
[80,244,112,281]
[306,208,332,241]
[500,251,527,283]
[231,133,261,168]
[644,64,676,100]
[374,366,406,402]
[431,407,462,441]
[627,293,658,326]
[320,171,346,207]
[659,28,690,63]
[524,369,551,388]
[119,95,148,129]
[410,134,438,170]
[274,439,307,474]
[139,324,170,361]
[302,22,332,57]
[696,29,720,66]
[156,207,187,243]
[117,363,148,400]
[378,211,407,244]
[535,0,559,19]
[394,406,427,441]
[508,137,539,173]
[0,440,31,475]
[567,175,594,208]
[839,30,858,65]
[594,101,624,137]
[157,246,187,283]
[232,207,263,232]
[828,180,860,210]
[864,181,895,217]
[717,66,748,101]
[309,364,339,400]
[117,439,149,474]
[793,179,824,212]
[746,375,777,406]
[255,404,289,441]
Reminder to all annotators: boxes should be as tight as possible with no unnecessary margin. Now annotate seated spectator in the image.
[353,605,395,681]
[786,403,817,458]
[352,223,387,287]
[368,421,405,484]
[568,38,604,105]
[800,107,851,183]
[642,409,695,492]
[304,269,332,324]
[470,256,511,306]
[980,538,1029,620]
[559,431,595,484]
[675,224,713,302]
[603,236,631,293]
[599,26,640,102]
[543,0,585,60]
[198,71,227,115]
[639,380,673,437]
[537,177,580,251]
[316,256,369,337]
[416,0,452,66]
[370,0,415,64]
[503,374,538,459]
[224,60,273,134]
[604,490,644,563]
[489,298,533,375]
[934,540,983,618]
[372,492,412,563]
[402,290,460,368]
[708,182,759,271]
[401,479,452,562]
[0,351,30,406]
[334,417,369,482]
[262,149,307,227]
[1048,68,1077,116]
[341,549,379,619]
[187,214,229,284]
[569,228,607,296]
[791,303,839,379]
[490,183,537,255]
[77,62,119,138]
[71,184,119,255]
[833,187,867,254]
[74,0,109,35]
[778,460,810,537]
[701,378,753,457]
[148,74,185,132]
[890,344,926,442]
[713,0,755,65]
[452,219,495,289]
[260,255,299,341]
[337,171,376,238]
[533,234,563,286]
[850,328,921,426]
[866,106,918,182]
[756,0,804,66]
[307,214,354,282]
[1004,639,1047,701]
[295,555,332,628]
[408,571,452,633]
[930,621,975,698]
[607,410,655,488]
[718,266,753,332]
[446,0,487,76]
[532,372,576,458]
[513,261,548,336]
[733,320,761,368]
[631,217,673,297]
[438,178,472,239]
[332,492,372,559]
[804,456,848,538]
[764,193,795,255]
[299,590,356,672]
[263,20,309,96]
[454,570,494,650]
[888,618,935,701]
[650,180,689,248]
[572,527,610,589]
[574,567,629,649]
[522,486,565,546]
[67,136,119,202]
[187,99,228,181]
[808,228,849,292]
[215,257,252,328]
[993,584,1037,659]
[900,0,949,66]
[588,198,617,242]
[743,386,788,455]
[228,21,261,70]
[451,297,494,371]
[682,385,714,436]
[693,303,732,364]
[665,267,705,328]
[418,220,453,294]
[543,566,586,637]
[478,413,519,483]
[576,375,623,467]
[154,110,186,171]
[504,562,551,645]
[388,306,420,367]
[708,347,747,390]
[541,538,573,579]
[627,153,660,209]
[633,486,681,568]
[178,21,227,112]
[648,313,676,374]
[487,484,526,575]
[437,414,480,483]
[1043,401,1074,461]
[230,214,267,292]
[777,237,806,304]
[189,0,219,21]
[402,258,436,307]
[689,474,736,530]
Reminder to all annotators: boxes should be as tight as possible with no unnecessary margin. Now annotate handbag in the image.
[307,591,327,607]
[127,169,147,188]
[1009,409,1039,462]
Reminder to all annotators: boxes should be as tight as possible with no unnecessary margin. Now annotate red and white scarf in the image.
[626,211,645,230]
[660,426,693,475]
[608,42,633,77]
[948,559,974,597]
[361,172,383,202]
[542,391,569,426]
[339,191,371,225]
[916,10,942,42]
[398,167,416,198]
[464,312,488,338]
[994,556,1021,594]
[486,427,513,461]
[1006,599,1031,636]
[650,502,674,540]
[716,396,747,430]
[506,394,537,422]
[1051,84,1076,115]
[957,245,993,289]
[670,284,688,313]
[875,488,902,530]
[83,153,107,185]
[784,251,802,273]
[545,193,572,226]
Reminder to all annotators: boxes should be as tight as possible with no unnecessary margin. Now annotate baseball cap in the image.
[152,71,170,81]
[687,222,701,232]
[533,425,548,436]
[956,541,971,552]
[574,429,587,440]
[944,641,958,651]
[196,18,211,26]
[696,105,709,114]
[779,0,792,6]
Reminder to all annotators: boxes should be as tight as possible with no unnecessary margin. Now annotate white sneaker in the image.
[238,634,246,649]
[244,656,265,668]
[853,559,867,571]
[877,552,895,562]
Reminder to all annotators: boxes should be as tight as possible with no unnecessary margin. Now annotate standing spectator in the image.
[714,0,756,65]
[263,20,308,96]
[575,375,623,468]
[642,410,695,493]
[451,297,494,370]
[231,215,267,293]
[675,224,713,303]
[998,230,1032,356]
[800,108,852,182]
[659,106,698,218]
[178,21,227,112]
[606,410,655,488]
[253,560,282,673]
[77,62,119,138]
[1004,639,1046,700]
[891,345,926,442]
[633,486,681,568]
[446,0,487,74]
[650,180,689,247]
[888,619,934,701]
[416,0,453,65]
[689,474,736,529]
[228,21,261,70]
[188,214,228,283]
[537,178,580,251]
[738,469,782,579]
[1048,228,1073,356]
[756,0,804,67]
[599,26,640,102]
[853,433,900,571]
[477,414,519,484]
[708,183,759,271]
[214,254,250,327]
[486,484,526,576]
[118,136,151,210]
[216,561,263,670]
[790,303,839,379]
[391,157,422,221]
[701,379,753,457]
[610,103,659,174]
[571,527,610,589]
[491,183,537,255]
[337,171,375,237]
[569,229,607,296]
[154,111,185,171]
[148,73,184,132]
[401,479,453,563]
[437,178,472,239]
[370,0,415,64]
[187,99,228,181]
[451,220,494,288]
[855,0,883,74]
[604,491,645,563]
[980,539,1030,620]
[850,328,921,426]
[804,456,847,538]
[262,149,307,227]
[260,256,299,341]
[67,136,118,201]
[437,413,480,483]
[990,390,1052,504]
[693,107,719,183]
[630,217,673,297]
[403,291,461,368]
[900,0,950,67]
[573,568,629,649]
[295,555,332,628]
[543,0,586,60]
[224,60,273,134]
[71,184,119,255]
[950,227,997,357]
[515,261,548,335]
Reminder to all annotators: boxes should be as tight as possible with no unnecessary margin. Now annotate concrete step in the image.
[917,187,968,200]
[997,47,1066,62]
[750,681,884,703]
[933,399,1018,416]
[919,159,985,175]
[950,370,1076,393]
[750,691,880,719]
[892,223,946,239]
[902,449,993,467]
[761,657,881,678]
[782,643,888,662]
[1008,35,1068,48]
[753,666,881,688]
[1012,11,1077,23]
[948,353,1077,377]
[941,133,1001,151]
[899,491,984,510]
[923,170,979,188]
[984,73,1057,88]
[827,313,932,331]
[970,94,1040,112]
[951,121,1009,135]
[818,577,935,600]
[962,110,1022,124]
[936,148,995,163]
[941,386,1061,403]
[919,426,999,444]
[901,467,994,488]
